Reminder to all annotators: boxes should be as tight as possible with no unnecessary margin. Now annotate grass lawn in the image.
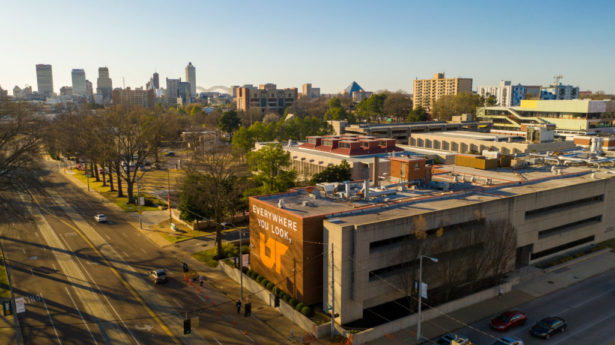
[150,219,212,244]
[71,168,163,212]
[0,256,10,299]
[138,168,185,197]
[192,249,220,267]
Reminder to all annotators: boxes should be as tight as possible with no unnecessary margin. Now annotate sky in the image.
[1,0,615,95]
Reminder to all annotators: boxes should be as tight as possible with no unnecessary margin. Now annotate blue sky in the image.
[1,0,614,94]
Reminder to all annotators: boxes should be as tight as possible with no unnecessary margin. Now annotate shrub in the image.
[266,282,274,290]
[256,275,264,283]
[261,279,270,287]
[272,286,280,295]
[300,306,312,316]
[295,302,305,311]
[289,298,298,307]
[282,293,291,302]
[241,266,249,274]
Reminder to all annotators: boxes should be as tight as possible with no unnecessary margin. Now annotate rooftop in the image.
[253,162,612,220]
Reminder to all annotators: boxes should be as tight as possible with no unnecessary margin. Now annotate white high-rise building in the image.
[185,62,196,97]
[97,67,113,103]
[71,69,87,97]
[478,80,532,107]
[36,64,53,96]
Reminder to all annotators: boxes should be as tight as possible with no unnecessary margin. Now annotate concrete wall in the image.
[219,261,330,338]
[344,280,514,345]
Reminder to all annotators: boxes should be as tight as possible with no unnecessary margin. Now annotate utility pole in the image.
[167,168,172,223]
[137,178,142,229]
[86,162,90,192]
[239,227,243,300]
[330,243,335,340]
[417,255,438,342]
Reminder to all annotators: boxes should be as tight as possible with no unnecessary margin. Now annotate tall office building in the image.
[166,78,180,105]
[36,64,54,96]
[97,67,113,102]
[71,69,87,97]
[178,81,192,104]
[412,73,473,112]
[86,80,94,101]
[185,62,196,97]
[153,72,159,89]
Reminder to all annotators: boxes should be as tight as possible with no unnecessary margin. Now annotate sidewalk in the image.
[364,249,615,345]
[59,167,338,344]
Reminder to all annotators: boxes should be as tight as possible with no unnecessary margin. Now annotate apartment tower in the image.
[412,73,472,112]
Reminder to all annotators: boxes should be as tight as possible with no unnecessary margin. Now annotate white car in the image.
[94,214,108,223]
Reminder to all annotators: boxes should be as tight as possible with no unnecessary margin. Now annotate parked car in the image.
[530,317,567,339]
[149,269,168,284]
[489,336,524,345]
[94,214,108,223]
[437,333,472,345]
[490,310,527,331]
[164,151,175,157]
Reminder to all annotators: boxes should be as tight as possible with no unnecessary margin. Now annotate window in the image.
[525,195,603,219]
[538,216,602,239]
[531,236,595,260]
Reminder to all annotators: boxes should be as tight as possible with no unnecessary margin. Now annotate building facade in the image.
[96,67,113,103]
[478,81,533,107]
[235,84,298,114]
[302,83,321,99]
[541,83,579,100]
[71,69,87,98]
[477,99,614,135]
[185,62,196,97]
[112,88,155,108]
[412,73,472,111]
[249,160,615,326]
[166,78,180,105]
[36,64,53,97]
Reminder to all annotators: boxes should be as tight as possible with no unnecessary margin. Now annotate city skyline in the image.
[2,1,615,94]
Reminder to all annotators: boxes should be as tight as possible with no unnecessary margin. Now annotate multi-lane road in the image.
[433,267,615,345]
[0,163,292,345]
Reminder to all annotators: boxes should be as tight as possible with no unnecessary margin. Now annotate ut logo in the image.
[259,233,288,273]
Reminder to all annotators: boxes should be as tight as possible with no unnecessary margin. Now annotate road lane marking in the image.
[213,338,222,345]
[244,334,255,343]
[550,309,615,345]
[44,189,183,345]
[52,263,57,271]
[19,192,132,345]
[64,287,98,345]
[140,248,147,254]
[22,248,26,254]
[103,234,111,241]
[41,293,63,345]
[58,232,141,345]
[171,298,183,308]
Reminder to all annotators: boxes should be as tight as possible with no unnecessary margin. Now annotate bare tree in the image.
[0,100,43,187]
[180,146,248,258]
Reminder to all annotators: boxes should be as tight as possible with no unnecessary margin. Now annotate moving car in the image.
[489,336,523,345]
[94,214,108,223]
[437,333,472,345]
[164,151,175,157]
[149,269,168,284]
[490,310,527,331]
[530,317,567,339]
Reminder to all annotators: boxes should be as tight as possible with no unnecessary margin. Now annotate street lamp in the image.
[417,255,438,342]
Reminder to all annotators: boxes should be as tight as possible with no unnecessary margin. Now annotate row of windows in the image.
[369,218,485,251]
[531,236,595,260]
[525,195,604,219]
[538,215,602,239]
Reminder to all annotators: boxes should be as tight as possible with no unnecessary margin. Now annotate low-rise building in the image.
[249,156,615,329]
[235,83,298,114]
[477,99,615,135]
[112,88,155,108]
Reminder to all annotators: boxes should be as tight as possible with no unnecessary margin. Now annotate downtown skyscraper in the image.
[185,62,196,97]
[71,69,87,97]
[36,64,53,96]
[97,67,113,103]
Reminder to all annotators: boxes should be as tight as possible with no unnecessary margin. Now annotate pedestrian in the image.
[497,284,503,298]
[182,262,189,273]
[236,300,241,314]
[199,275,204,287]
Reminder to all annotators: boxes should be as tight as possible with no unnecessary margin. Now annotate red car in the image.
[490,311,527,331]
